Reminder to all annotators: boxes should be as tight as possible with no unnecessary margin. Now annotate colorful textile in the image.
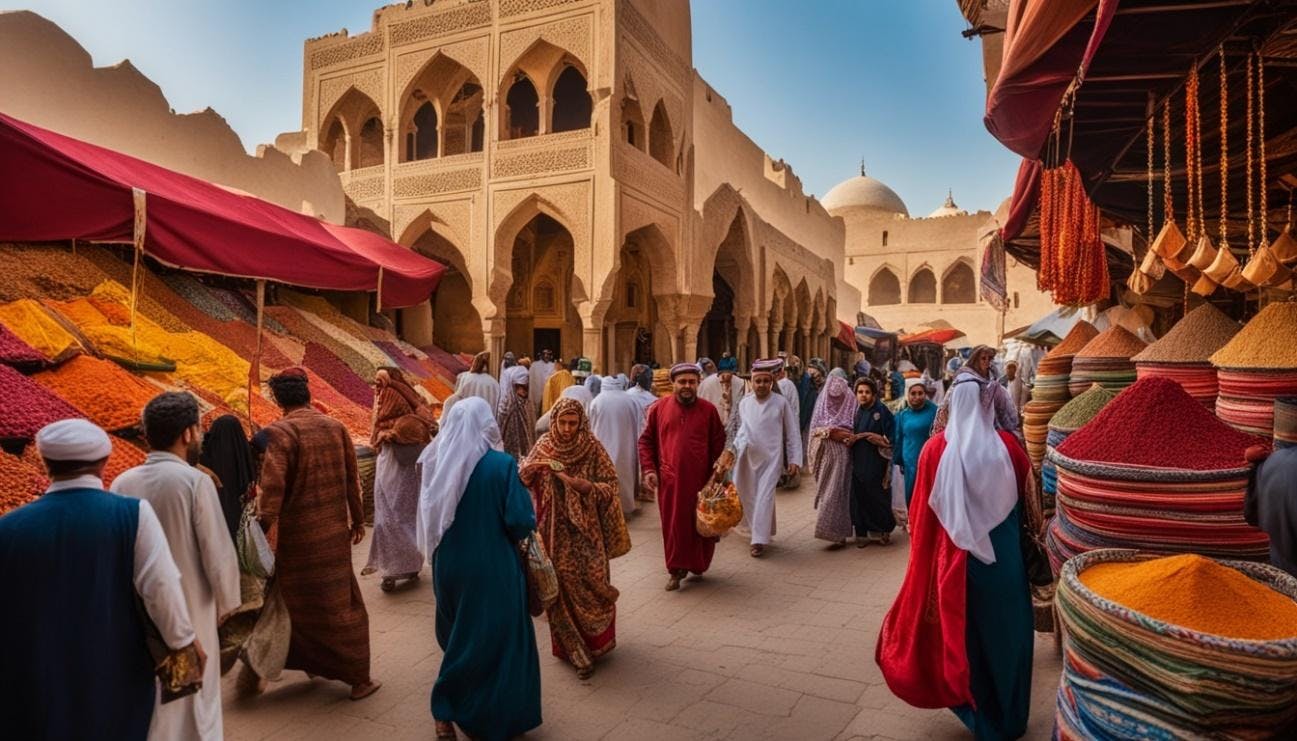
[752,358,783,374]
[810,432,853,543]
[258,407,371,684]
[542,369,575,414]
[371,369,434,448]
[1276,397,1297,449]
[638,396,726,574]
[431,449,541,741]
[497,388,537,464]
[669,362,702,379]
[520,398,627,670]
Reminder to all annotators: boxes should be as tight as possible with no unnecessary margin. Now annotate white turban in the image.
[36,418,111,461]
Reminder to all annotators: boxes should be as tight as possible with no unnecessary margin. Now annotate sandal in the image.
[826,541,847,551]
[349,680,382,701]
[749,544,765,558]
[380,577,397,592]
[576,665,595,680]
[435,720,457,740]
[855,537,869,549]
[665,575,682,592]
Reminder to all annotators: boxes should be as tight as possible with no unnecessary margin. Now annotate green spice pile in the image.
[1050,384,1118,433]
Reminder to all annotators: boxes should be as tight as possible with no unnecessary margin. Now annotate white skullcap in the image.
[904,378,925,392]
[36,418,111,461]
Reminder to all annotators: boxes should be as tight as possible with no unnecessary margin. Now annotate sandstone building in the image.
[286,0,860,373]
[825,167,1054,347]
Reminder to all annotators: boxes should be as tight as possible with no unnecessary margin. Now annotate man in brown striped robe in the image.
[258,368,381,700]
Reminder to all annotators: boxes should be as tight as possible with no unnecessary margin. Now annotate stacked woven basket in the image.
[1045,376,1269,572]
[1211,302,1297,437]
[1055,550,1297,739]
[1041,384,1115,518]
[1023,322,1099,472]
[1133,303,1240,409]
[1067,326,1147,397]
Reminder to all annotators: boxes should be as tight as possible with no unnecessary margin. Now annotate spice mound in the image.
[1,448,48,515]
[33,355,158,432]
[1133,303,1240,364]
[1057,376,1264,470]
[1211,302,1297,369]
[1044,321,1101,363]
[1050,384,1116,432]
[0,364,85,441]
[1080,553,1297,641]
[0,323,49,369]
[1075,325,1147,360]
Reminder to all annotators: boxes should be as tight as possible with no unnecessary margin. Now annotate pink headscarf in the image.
[810,375,855,430]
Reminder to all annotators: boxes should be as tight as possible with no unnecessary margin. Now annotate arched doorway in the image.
[941,260,976,304]
[504,214,581,359]
[407,228,483,354]
[698,211,752,361]
[909,267,937,304]
[551,65,591,133]
[869,267,902,306]
[319,87,383,172]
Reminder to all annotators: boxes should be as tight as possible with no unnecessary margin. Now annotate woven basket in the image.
[1055,549,1297,737]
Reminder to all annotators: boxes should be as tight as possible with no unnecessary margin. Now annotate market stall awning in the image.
[834,321,858,349]
[900,328,966,346]
[0,112,444,308]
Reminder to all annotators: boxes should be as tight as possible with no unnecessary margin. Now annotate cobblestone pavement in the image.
[223,478,1062,740]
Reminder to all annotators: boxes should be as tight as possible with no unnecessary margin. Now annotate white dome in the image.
[926,190,967,218]
[821,166,909,216]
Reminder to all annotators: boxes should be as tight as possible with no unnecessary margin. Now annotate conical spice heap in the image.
[1067,325,1147,397]
[1211,302,1297,437]
[1023,321,1099,471]
[1134,303,1240,409]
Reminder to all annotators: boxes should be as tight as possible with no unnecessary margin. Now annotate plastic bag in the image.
[695,472,743,538]
[236,503,274,579]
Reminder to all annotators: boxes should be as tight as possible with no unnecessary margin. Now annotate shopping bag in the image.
[241,579,291,681]
[236,503,274,579]
[695,471,743,538]
[521,533,559,617]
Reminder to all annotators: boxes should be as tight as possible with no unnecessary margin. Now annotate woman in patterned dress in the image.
[519,398,630,679]
[809,374,856,547]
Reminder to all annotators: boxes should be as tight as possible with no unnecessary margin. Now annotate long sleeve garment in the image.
[588,389,645,515]
[1246,447,1297,577]
[456,371,500,414]
[851,402,896,536]
[893,402,937,506]
[0,476,194,741]
[638,397,726,573]
[529,360,556,405]
[730,393,803,545]
[113,454,241,741]
[776,378,801,430]
[698,374,745,428]
[432,450,541,741]
[259,407,371,685]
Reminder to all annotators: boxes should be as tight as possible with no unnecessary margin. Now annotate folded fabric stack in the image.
[1042,384,1115,518]
[1133,303,1239,409]
[1067,325,1147,397]
[1046,376,1270,573]
[1055,550,1297,740]
[1211,302,1297,437]
[652,368,673,397]
[1023,321,1099,472]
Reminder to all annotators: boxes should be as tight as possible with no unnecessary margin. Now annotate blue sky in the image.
[5,0,1018,213]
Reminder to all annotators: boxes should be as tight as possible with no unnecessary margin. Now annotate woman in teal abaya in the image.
[417,397,541,741]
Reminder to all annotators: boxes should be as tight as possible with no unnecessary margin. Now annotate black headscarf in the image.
[200,415,255,541]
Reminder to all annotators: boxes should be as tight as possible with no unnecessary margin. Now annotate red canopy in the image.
[0,112,443,308]
[900,328,966,346]
[834,321,857,349]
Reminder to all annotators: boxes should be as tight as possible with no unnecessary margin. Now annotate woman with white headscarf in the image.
[876,379,1034,741]
[416,397,541,741]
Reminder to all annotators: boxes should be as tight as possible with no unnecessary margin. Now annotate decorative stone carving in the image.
[389,2,492,46]
[492,145,590,178]
[393,37,489,99]
[394,152,484,176]
[318,69,385,127]
[619,0,687,82]
[496,128,591,151]
[310,34,385,71]
[394,200,473,254]
[499,0,581,17]
[493,181,591,268]
[613,144,683,206]
[498,15,592,80]
[393,167,483,197]
[343,175,384,202]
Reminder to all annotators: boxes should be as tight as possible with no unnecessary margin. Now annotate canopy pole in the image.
[248,280,266,430]
[129,188,147,349]
[376,266,384,313]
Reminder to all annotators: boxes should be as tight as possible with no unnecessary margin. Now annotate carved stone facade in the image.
[292,0,855,371]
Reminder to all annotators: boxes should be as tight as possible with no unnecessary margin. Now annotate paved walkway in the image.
[223,479,1062,740]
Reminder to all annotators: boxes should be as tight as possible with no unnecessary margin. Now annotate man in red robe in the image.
[638,362,727,591]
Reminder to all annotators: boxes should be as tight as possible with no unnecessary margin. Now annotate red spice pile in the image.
[1057,376,1265,470]
[0,448,49,515]
[0,364,85,441]
[302,342,373,408]
[0,324,49,369]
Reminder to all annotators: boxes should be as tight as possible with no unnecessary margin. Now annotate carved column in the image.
[682,321,700,365]
[538,95,552,135]
[344,133,353,172]
[755,317,769,360]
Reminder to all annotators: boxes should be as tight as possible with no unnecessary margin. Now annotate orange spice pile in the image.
[1081,553,1297,640]
[33,355,159,432]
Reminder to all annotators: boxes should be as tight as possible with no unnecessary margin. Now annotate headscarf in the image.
[808,358,828,378]
[602,375,626,392]
[416,397,502,560]
[718,355,739,373]
[199,414,254,540]
[928,380,1018,565]
[810,375,855,430]
[584,374,602,397]
[829,367,849,381]
[498,368,537,460]
[371,368,434,447]
[497,365,529,414]
[633,365,653,390]
[470,351,490,374]
[524,397,603,468]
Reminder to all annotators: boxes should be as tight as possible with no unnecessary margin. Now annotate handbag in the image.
[520,533,559,617]
[236,502,274,579]
[695,470,743,538]
[134,599,204,704]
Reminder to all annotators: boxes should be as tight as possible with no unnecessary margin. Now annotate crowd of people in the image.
[0,340,1047,741]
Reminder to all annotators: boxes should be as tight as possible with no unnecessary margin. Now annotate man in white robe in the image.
[625,363,659,423]
[588,375,644,515]
[720,359,802,557]
[497,351,517,402]
[774,360,802,488]
[455,351,499,413]
[529,348,557,405]
[112,393,239,741]
[698,355,745,427]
